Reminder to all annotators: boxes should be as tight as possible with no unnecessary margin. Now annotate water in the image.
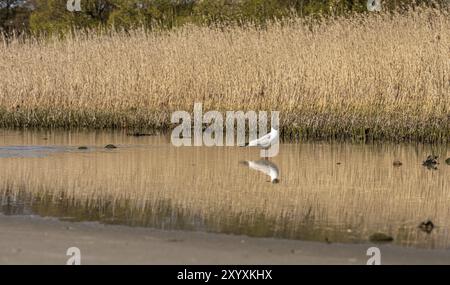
[0,129,449,249]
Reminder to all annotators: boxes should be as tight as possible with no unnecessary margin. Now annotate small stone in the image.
[423,155,438,170]
[105,144,117,149]
[445,158,450,165]
[167,238,183,242]
[419,220,434,234]
[78,146,88,150]
[423,155,438,166]
[127,132,154,137]
[369,233,393,243]
[393,160,402,167]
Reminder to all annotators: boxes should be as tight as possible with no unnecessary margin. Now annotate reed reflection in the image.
[0,130,449,249]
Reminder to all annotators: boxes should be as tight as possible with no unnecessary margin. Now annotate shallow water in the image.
[0,129,449,249]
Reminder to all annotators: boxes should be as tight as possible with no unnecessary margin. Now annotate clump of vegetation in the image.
[369,232,394,242]
[2,0,449,36]
[0,6,449,142]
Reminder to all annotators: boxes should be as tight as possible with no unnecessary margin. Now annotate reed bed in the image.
[0,7,449,142]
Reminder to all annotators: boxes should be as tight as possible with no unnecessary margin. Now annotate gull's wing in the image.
[248,132,272,147]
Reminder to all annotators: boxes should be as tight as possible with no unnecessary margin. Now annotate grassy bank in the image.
[0,7,449,142]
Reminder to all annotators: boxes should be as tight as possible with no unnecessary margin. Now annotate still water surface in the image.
[0,130,449,249]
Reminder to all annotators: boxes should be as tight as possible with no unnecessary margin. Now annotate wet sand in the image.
[1,214,449,265]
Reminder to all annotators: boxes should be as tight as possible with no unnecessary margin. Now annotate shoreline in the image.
[0,127,449,145]
[1,214,449,265]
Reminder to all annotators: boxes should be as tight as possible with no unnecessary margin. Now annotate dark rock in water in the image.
[393,160,402,167]
[423,155,438,165]
[446,158,450,165]
[78,146,88,150]
[369,233,394,243]
[423,155,438,170]
[105,144,117,149]
[419,220,434,234]
[127,132,155,137]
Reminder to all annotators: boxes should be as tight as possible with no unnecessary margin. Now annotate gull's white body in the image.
[242,159,280,183]
[247,128,279,149]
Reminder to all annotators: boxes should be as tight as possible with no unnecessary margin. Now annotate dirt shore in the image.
[0,214,449,265]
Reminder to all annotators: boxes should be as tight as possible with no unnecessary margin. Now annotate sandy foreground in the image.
[0,214,449,265]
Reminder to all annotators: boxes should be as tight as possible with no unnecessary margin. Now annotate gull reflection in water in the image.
[240,159,280,184]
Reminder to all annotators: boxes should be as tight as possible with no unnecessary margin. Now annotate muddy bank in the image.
[1,215,449,265]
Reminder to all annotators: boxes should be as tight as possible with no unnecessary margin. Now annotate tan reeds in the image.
[0,7,449,142]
